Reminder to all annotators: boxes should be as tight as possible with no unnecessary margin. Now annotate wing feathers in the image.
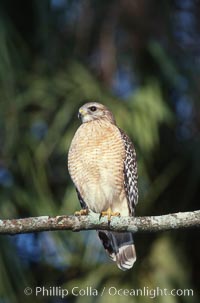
[119,129,138,215]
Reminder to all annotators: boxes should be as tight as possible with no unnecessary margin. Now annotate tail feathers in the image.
[98,231,136,270]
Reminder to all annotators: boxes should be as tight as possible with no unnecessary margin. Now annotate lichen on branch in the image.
[0,210,199,235]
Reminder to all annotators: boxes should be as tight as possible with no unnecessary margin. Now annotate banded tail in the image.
[98,231,136,270]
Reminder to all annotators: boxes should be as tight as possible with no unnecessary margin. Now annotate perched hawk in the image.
[68,102,138,270]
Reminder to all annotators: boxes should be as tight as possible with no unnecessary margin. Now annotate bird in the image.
[68,102,138,270]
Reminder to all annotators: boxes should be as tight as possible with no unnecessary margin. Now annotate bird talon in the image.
[74,209,89,216]
[100,207,120,222]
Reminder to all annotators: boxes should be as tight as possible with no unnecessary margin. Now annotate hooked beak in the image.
[78,108,87,120]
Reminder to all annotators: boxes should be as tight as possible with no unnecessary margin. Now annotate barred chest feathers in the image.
[68,120,129,214]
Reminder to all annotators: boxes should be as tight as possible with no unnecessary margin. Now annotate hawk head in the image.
[78,102,116,124]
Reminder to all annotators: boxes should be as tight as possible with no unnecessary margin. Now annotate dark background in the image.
[0,0,199,302]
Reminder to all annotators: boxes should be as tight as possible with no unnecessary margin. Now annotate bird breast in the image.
[68,120,126,213]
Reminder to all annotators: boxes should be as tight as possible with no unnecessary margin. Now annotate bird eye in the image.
[89,106,97,112]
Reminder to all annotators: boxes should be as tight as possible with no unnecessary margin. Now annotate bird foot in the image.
[100,207,120,222]
[74,209,89,216]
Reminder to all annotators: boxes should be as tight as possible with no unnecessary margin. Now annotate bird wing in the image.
[119,129,138,216]
[75,187,88,210]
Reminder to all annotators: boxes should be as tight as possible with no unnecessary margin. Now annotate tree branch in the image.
[0,210,199,235]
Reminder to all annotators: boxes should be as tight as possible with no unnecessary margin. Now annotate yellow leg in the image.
[100,207,120,222]
[74,209,89,216]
